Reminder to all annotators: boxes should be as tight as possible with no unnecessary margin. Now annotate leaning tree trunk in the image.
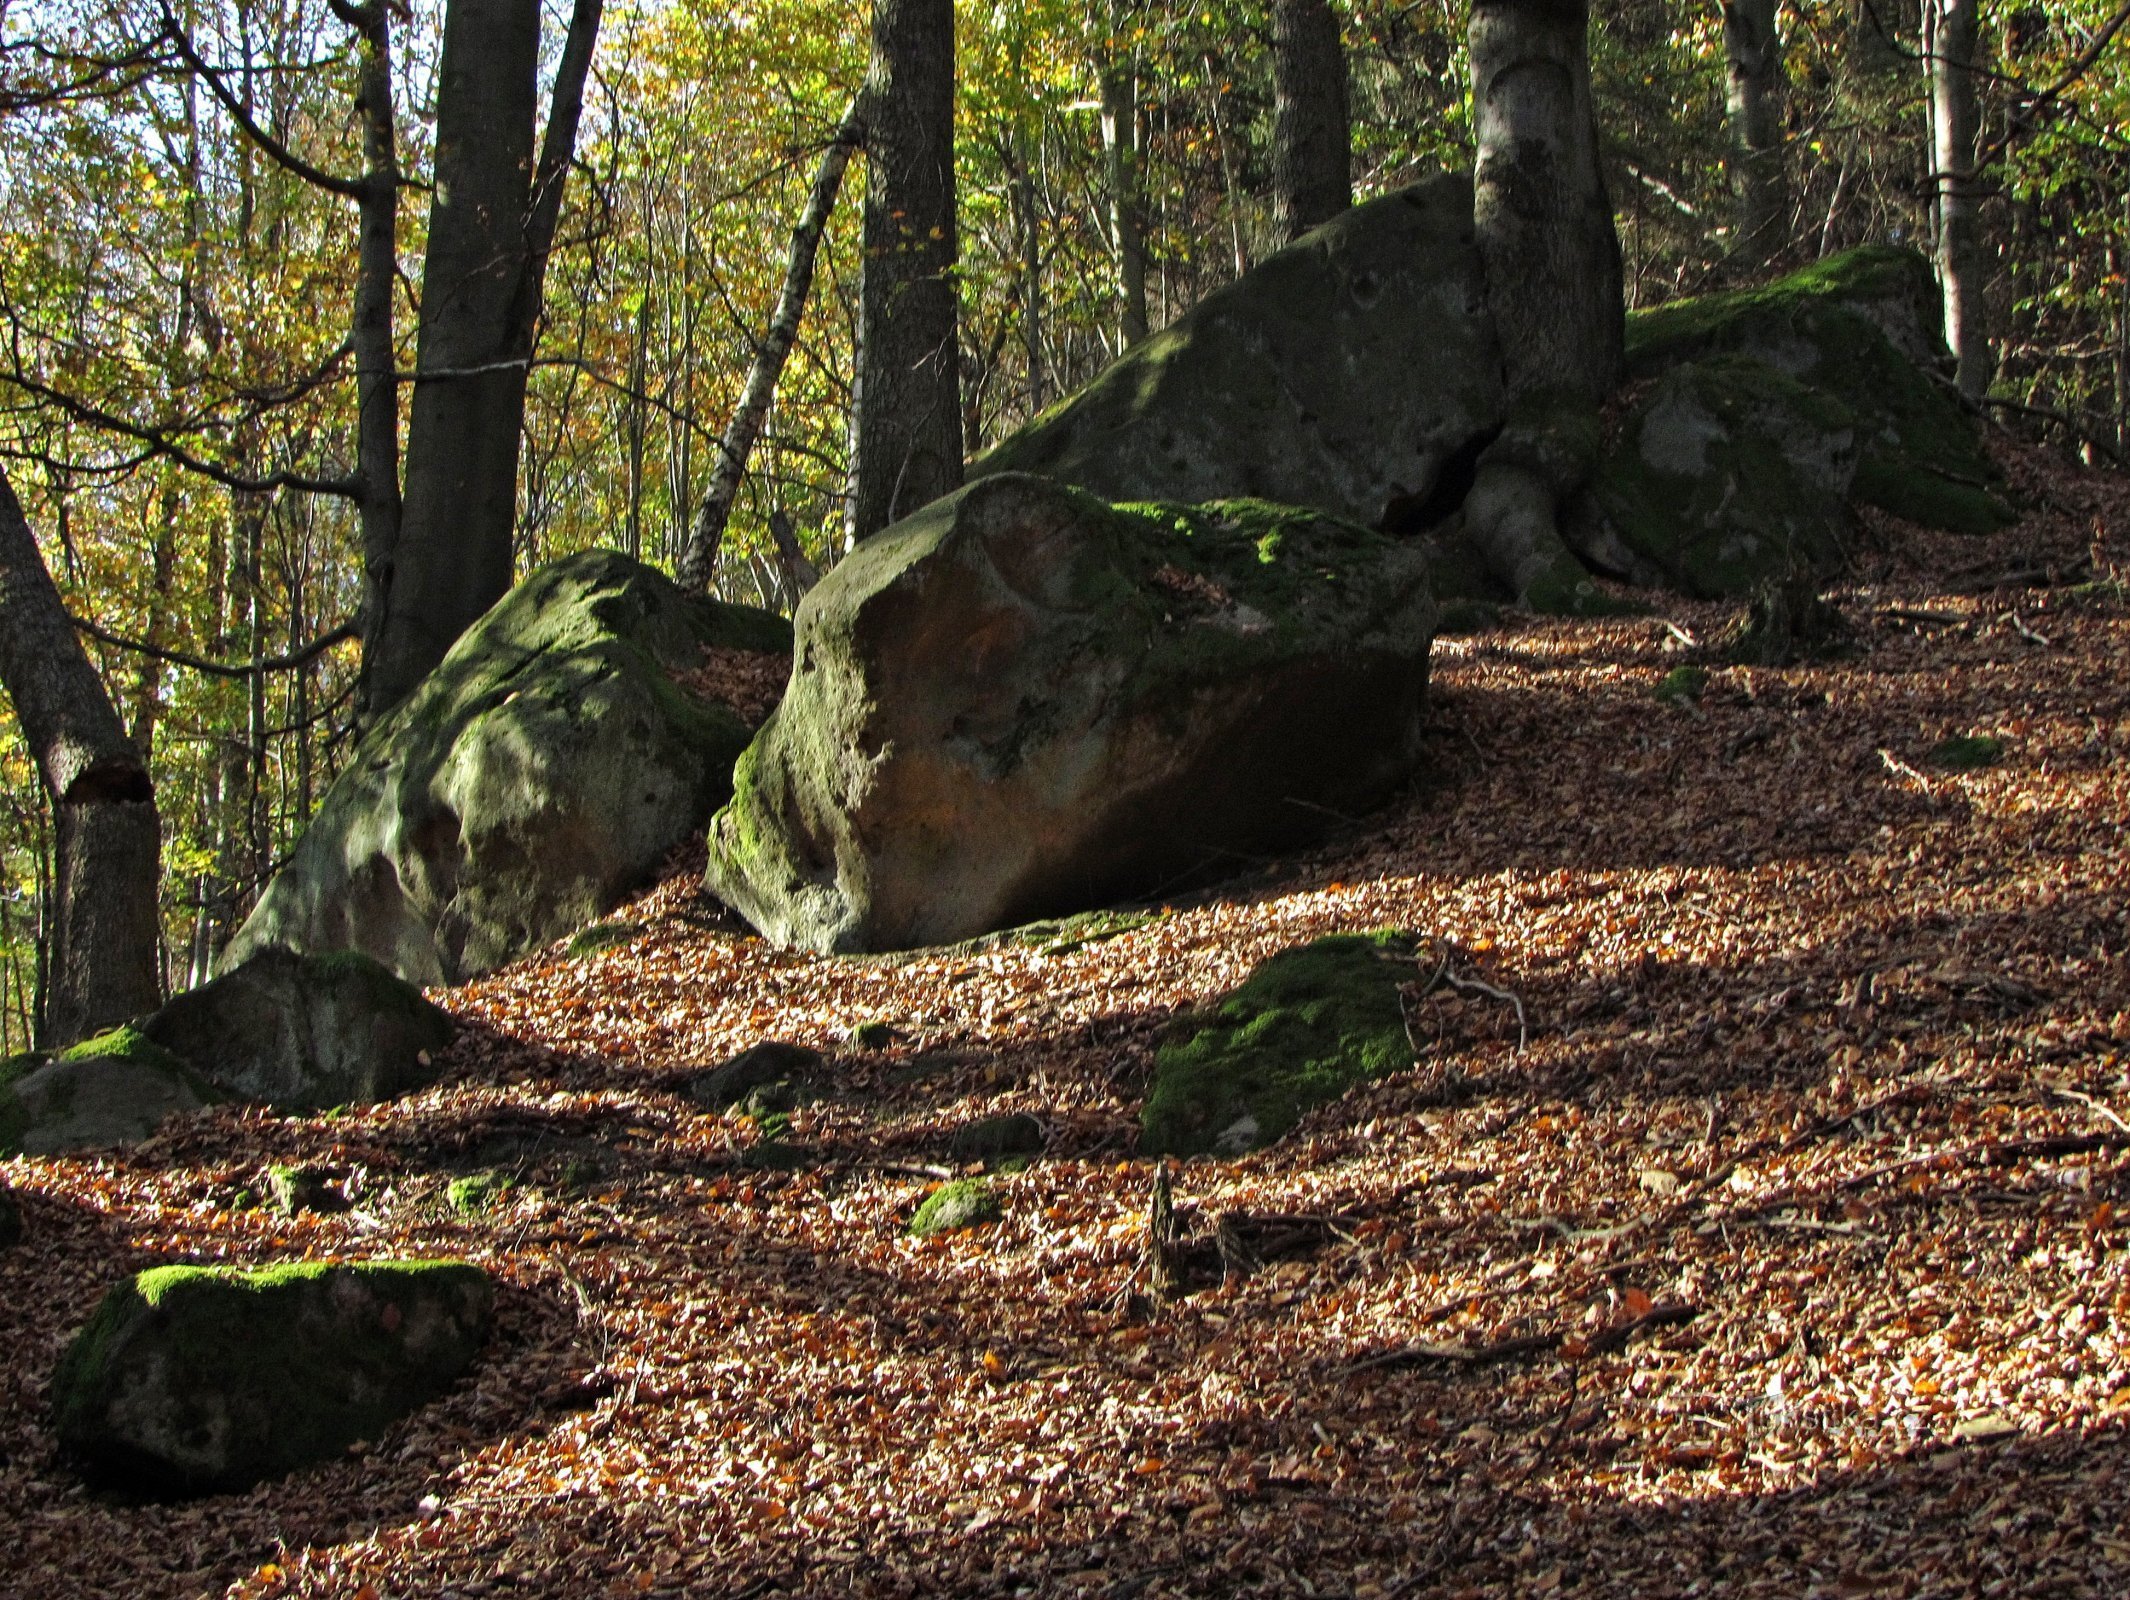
[1271,0,1352,240]
[1464,0,1623,613]
[678,102,863,588]
[1722,0,1788,266]
[362,0,601,717]
[1928,0,1990,404]
[847,0,963,542]
[0,468,162,1047]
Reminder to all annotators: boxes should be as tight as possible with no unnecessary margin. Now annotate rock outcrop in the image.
[225,551,790,986]
[142,948,453,1112]
[703,475,1436,953]
[973,176,1503,534]
[52,1260,493,1496]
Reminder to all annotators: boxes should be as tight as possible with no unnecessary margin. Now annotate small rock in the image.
[447,1171,512,1216]
[849,1021,901,1051]
[946,1113,1047,1163]
[908,1178,1001,1237]
[52,1259,494,1496]
[1928,733,2003,772]
[686,1040,824,1110]
[265,1165,340,1216]
[0,1029,219,1156]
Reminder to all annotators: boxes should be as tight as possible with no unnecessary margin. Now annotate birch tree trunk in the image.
[0,468,162,1047]
[848,0,963,542]
[1272,0,1352,241]
[1722,0,1787,265]
[1099,19,1150,348]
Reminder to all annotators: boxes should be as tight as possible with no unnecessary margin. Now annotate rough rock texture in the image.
[225,551,790,986]
[907,1178,1001,1237]
[1142,932,1417,1157]
[972,176,1503,533]
[0,1028,219,1156]
[52,1260,493,1496]
[704,474,1437,953]
[1582,247,2012,594]
[142,948,453,1112]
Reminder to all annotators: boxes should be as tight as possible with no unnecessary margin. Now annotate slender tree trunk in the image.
[1722,0,1787,265]
[1470,0,1624,402]
[364,0,602,716]
[0,468,162,1047]
[624,286,650,562]
[678,103,862,587]
[848,0,963,541]
[1014,140,1047,414]
[1272,0,1352,240]
[1099,55,1150,348]
[1928,0,1991,404]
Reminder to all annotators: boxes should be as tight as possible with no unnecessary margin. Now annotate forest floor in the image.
[5,442,2130,1599]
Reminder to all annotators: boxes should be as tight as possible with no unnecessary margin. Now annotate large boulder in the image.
[0,1029,219,1157]
[704,474,1436,953]
[52,1260,493,1496]
[973,176,1503,533]
[142,948,453,1112]
[1579,247,2012,594]
[1142,932,1417,1157]
[224,551,790,985]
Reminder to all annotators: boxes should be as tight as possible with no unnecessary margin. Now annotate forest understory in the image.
[4,441,2129,1599]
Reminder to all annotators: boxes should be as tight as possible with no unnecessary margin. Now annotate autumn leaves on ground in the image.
[6,446,2130,1599]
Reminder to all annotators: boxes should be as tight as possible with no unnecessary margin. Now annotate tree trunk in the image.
[1099,58,1150,348]
[1469,0,1624,403]
[678,104,862,587]
[847,0,963,541]
[363,0,602,716]
[1271,0,1352,241]
[0,468,162,1047]
[1928,0,1990,404]
[1722,0,1787,265]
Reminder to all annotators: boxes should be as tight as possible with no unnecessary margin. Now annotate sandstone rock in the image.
[704,474,1435,953]
[225,550,789,985]
[0,1029,219,1156]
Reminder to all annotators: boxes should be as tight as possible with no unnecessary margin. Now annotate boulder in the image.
[1142,932,1417,1157]
[907,1178,1001,1237]
[684,1040,824,1112]
[52,1259,494,1496]
[142,948,452,1112]
[0,1029,219,1157]
[973,176,1503,533]
[704,474,1436,953]
[224,550,790,986]
[1593,246,2012,587]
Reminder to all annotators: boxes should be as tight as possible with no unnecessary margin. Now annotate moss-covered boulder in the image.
[142,948,452,1111]
[52,1260,493,1496]
[1142,932,1417,1157]
[1590,247,2012,591]
[704,474,1436,953]
[973,176,1503,533]
[907,1178,1001,1237]
[0,1028,220,1156]
[224,551,790,985]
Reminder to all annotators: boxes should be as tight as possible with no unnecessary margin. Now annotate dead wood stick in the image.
[2007,612,2055,647]
[1340,1303,1698,1376]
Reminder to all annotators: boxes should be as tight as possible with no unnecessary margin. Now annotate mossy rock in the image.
[1655,665,1710,704]
[447,1171,512,1216]
[1624,248,2013,540]
[945,1112,1047,1163]
[224,550,791,985]
[705,475,1436,953]
[907,1178,1002,1237]
[1929,734,2004,771]
[51,1260,493,1496]
[566,921,640,958]
[1142,931,1418,1157]
[142,948,451,1112]
[973,176,1504,537]
[265,1165,338,1217]
[685,1040,824,1111]
[0,1028,220,1157]
[1719,573,1853,666]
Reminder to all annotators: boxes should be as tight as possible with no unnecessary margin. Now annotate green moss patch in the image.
[1929,734,2004,771]
[908,1177,1002,1237]
[447,1171,513,1216]
[1656,665,1710,704]
[566,921,640,958]
[1142,931,1418,1157]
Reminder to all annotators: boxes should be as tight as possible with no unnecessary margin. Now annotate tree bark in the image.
[1722,0,1787,265]
[678,103,862,588]
[0,468,162,1047]
[363,0,603,716]
[847,0,963,542]
[1099,57,1150,348]
[1272,0,1352,241]
[1469,0,1624,403]
[1928,0,1991,404]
